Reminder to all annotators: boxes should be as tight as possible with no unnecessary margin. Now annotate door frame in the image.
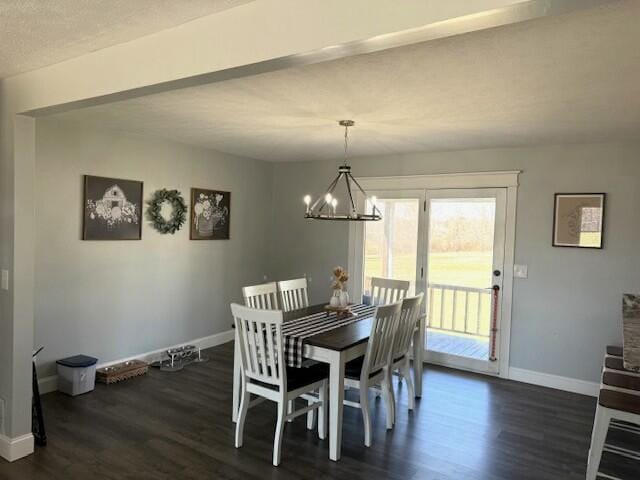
[348,171,519,379]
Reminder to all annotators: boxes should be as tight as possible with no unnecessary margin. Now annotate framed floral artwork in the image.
[190,188,230,240]
[83,175,143,240]
[552,193,605,249]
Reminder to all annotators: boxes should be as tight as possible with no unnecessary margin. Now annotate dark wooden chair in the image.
[586,345,640,480]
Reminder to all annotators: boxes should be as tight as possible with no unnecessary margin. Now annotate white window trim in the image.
[354,170,520,191]
[347,170,519,379]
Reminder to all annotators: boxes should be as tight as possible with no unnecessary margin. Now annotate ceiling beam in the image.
[17,0,613,117]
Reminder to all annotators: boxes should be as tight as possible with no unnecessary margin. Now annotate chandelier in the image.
[304,120,382,221]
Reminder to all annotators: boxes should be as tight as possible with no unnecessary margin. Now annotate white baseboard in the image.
[508,367,599,397]
[38,375,59,395]
[37,331,598,400]
[38,329,234,394]
[0,433,34,462]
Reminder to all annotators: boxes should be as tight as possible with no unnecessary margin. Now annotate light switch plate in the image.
[1,270,8,290]
[514,264,528,278]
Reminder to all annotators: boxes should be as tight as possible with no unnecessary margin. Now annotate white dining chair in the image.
[343,302,402,447]
[234,283,281,423]
[231,303,328,466]
[242,282,279,309]
[245,280,316,426]
[387,293,424,424]
[277,277,309,312]
[370,277,410,305]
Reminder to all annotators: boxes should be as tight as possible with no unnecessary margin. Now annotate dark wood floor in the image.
[1,341,638,479]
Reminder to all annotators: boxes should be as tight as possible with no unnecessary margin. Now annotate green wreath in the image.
[147,189,187,234]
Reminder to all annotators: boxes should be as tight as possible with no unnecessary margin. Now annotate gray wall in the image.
[35,120,273,377]
[270,143,640,383]
[34,123,640,385]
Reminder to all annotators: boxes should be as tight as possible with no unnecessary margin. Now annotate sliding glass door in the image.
[359,187,507,376]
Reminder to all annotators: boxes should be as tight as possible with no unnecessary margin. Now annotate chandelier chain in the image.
[343,124,349,166]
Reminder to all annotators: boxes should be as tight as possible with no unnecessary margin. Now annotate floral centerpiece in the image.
[330,266,350,308]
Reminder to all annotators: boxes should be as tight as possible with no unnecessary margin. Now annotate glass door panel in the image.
[363,195,422,302]
[425,189,506,374]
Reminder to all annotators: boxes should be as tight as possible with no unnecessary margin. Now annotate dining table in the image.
[231,303,425,461]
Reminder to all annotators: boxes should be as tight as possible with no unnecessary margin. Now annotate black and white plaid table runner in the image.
[282,304,376,368]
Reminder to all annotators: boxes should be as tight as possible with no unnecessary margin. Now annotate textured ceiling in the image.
[0,0,250,78]
[51,1,640,162]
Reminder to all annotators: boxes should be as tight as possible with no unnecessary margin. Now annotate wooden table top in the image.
[283,303,375,352]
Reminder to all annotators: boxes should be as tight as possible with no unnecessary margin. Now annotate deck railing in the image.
[427,283,491,337]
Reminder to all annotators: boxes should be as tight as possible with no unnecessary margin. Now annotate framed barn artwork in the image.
[552,193,605,249]
[190,188,230,240]
[83,175,143,240]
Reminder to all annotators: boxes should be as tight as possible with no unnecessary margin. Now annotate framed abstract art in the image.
[552,193,605,249]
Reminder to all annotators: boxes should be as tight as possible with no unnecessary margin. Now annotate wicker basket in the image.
[96,359,148,384]
[622,294,640,371]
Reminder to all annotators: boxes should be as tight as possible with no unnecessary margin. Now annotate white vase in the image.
[339,290,349,307]
[329,290,341,308]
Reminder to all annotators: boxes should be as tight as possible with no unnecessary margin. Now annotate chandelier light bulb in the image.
[331,198,338,214]
[304,195,311,205]
[325,193,333,204]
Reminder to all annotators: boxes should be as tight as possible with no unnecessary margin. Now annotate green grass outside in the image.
[427,251,493,289]
[364,251,492,288]
[364,251,493,335]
